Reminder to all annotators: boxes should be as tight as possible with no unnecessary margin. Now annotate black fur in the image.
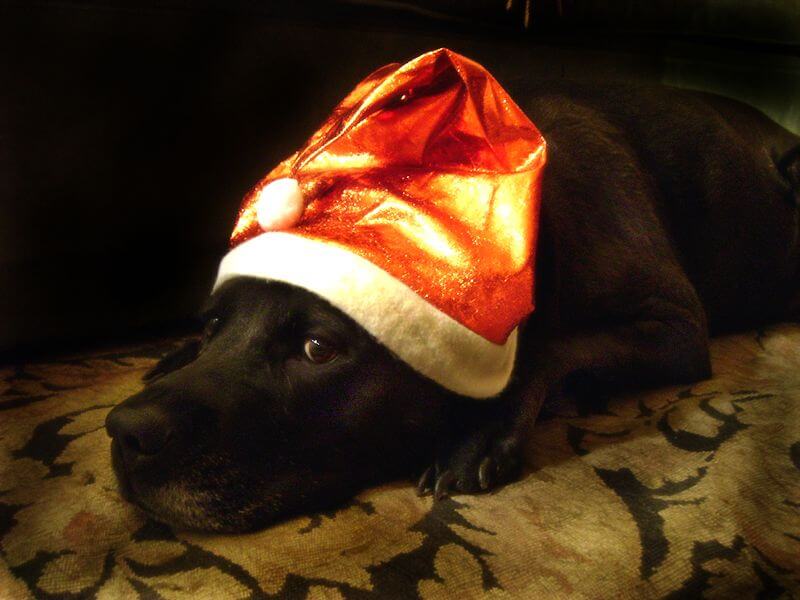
[106,82,800,532]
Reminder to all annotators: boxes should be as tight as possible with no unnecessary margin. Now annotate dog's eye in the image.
[203,317,220,342]
[303,338,337,364]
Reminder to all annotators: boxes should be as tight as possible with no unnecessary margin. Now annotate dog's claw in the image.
[419,421,523,501]
[434,470,455,502]
[478,456,495,490]
[416,466,435,496]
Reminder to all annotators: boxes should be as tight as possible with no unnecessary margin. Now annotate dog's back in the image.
[519,81,800,333]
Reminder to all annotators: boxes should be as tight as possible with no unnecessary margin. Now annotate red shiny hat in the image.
[215,48,546,398]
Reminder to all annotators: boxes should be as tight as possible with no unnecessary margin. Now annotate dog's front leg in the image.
[418,299,712,499]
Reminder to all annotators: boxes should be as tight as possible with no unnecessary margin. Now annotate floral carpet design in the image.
[1,326,799,598]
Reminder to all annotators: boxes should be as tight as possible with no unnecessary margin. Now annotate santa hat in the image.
[214,48,546,398]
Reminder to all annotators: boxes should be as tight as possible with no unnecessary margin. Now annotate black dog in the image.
[106,81,800,532]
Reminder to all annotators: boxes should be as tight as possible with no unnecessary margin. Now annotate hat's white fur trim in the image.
[213,232,517,399]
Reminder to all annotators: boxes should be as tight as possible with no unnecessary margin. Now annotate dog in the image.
[106,80,800,532]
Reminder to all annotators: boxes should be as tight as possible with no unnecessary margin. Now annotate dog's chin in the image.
[129,483,267,533]
[120,479,290,533]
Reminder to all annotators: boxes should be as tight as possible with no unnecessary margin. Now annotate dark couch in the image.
[2,0,799,358]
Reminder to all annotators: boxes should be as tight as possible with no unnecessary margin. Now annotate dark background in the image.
[2,0,799,360]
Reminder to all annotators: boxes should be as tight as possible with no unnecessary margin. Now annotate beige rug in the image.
[1,325,799,598]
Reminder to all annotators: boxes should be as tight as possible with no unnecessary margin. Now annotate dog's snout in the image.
[106,404,173,458]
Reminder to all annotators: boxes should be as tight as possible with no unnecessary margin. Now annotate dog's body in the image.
[106,82,800,531]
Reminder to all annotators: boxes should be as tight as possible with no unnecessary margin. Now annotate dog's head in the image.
[105,277,452,531]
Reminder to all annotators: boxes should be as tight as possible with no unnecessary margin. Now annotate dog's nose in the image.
[105,404,173,457]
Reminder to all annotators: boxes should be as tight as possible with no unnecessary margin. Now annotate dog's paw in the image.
[416,428,522,501]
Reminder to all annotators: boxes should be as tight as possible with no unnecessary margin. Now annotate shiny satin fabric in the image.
[229,48,546,344]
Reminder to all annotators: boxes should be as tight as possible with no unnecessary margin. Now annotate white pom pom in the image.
[255,178,304,231]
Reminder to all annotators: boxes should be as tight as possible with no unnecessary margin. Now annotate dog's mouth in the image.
[111,447,194,528]
[110,440,182,524]
[110,439,137,502]
[110,439,283,532]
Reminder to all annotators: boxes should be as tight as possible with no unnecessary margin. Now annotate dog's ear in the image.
[143,339,201,383]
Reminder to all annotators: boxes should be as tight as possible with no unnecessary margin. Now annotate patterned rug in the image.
[1,325,799,599]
